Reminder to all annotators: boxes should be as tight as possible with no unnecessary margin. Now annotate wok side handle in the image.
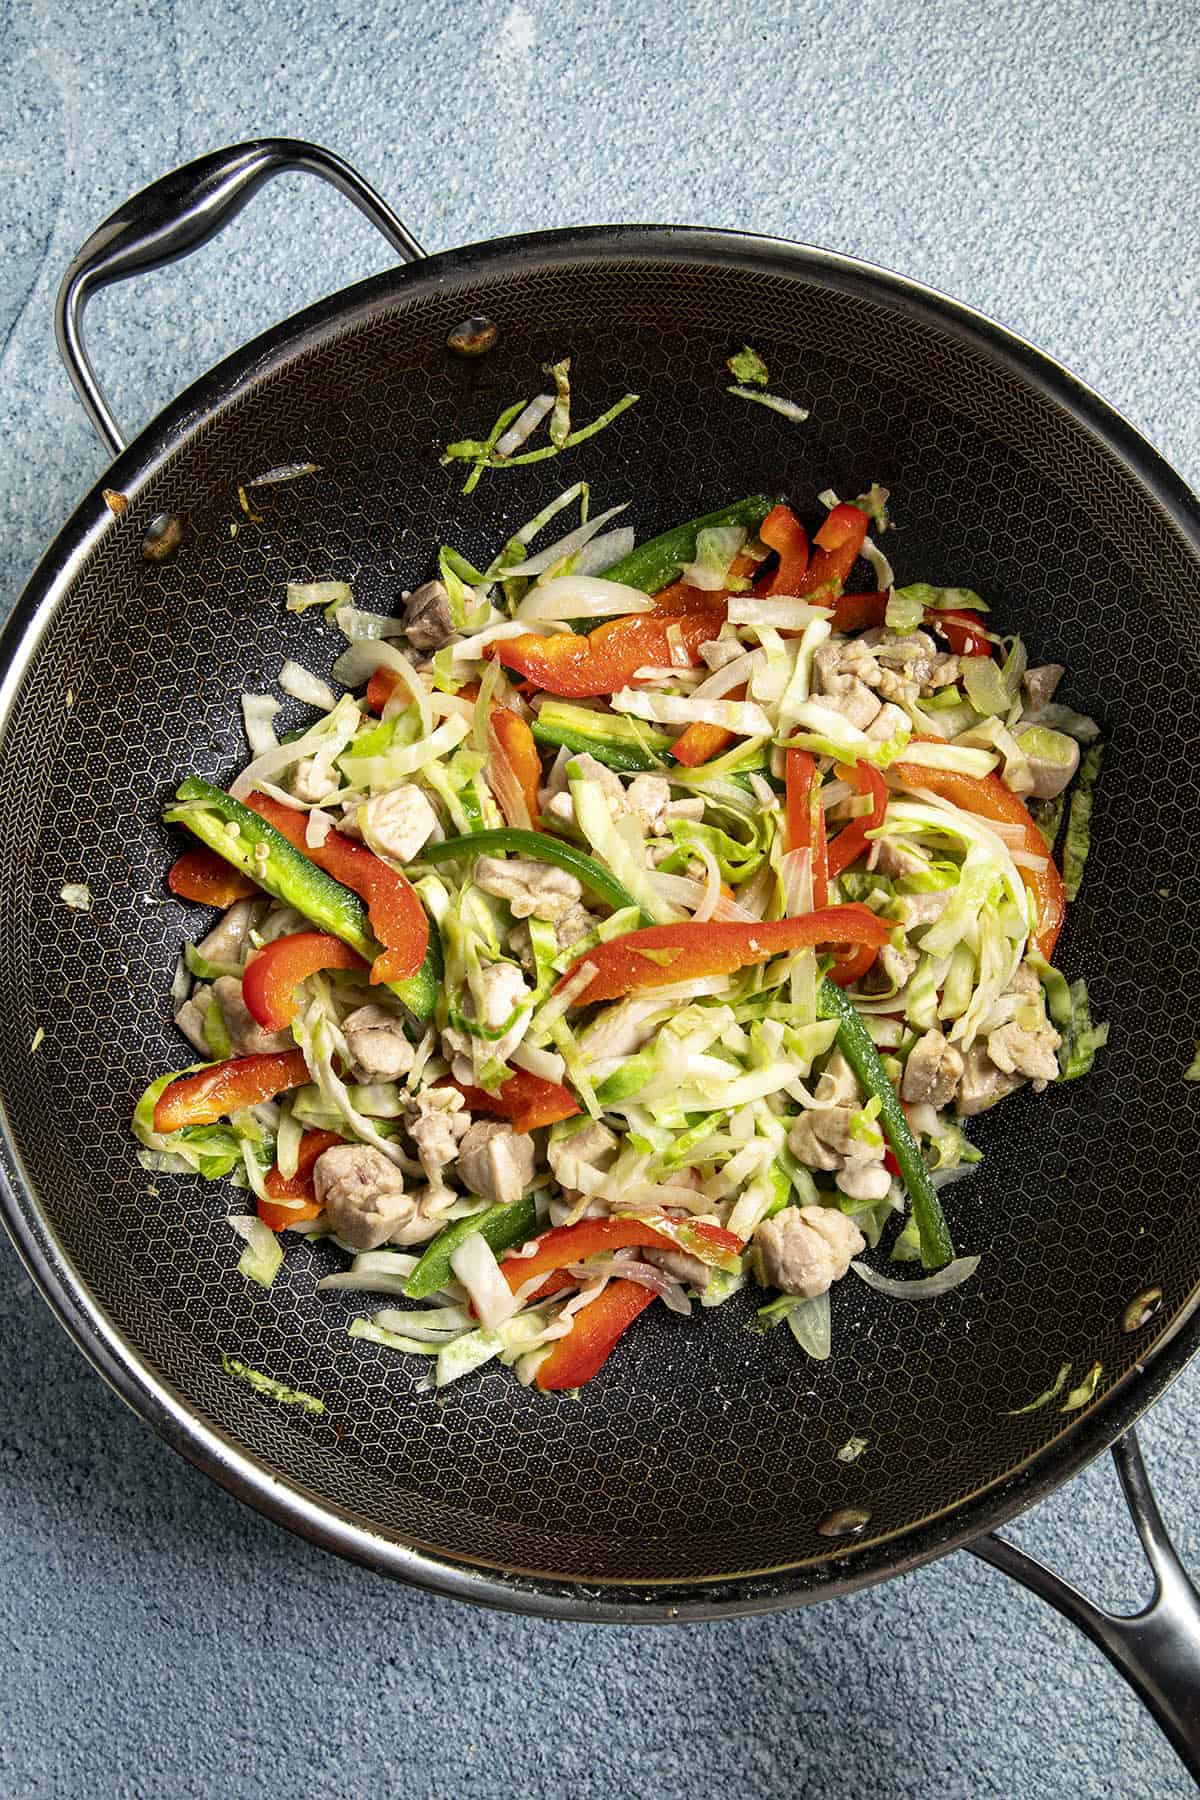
[54,138,426,456]
[968,1430,1200,1777]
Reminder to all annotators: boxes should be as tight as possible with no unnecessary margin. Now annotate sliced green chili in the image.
[421,828,646,919]
[597,494,777,594]
[403,1193,539,1300]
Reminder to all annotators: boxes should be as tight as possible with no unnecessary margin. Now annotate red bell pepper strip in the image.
[534,1280,657,1390]
[556,906,891,1006]
[244,792,428,984]
[826,589,887,633]
[489,612,716,698]
[797,502,870,598]
[670,684,745,768]
[242,930,367,1032]
[444,1068,580,1133]
[933,609,991,658]
[152,1049,310,1133]
[785,749,829,907]
[758,503,810,594]
[258,1128,342,1231]
[892,759,1066,959]
[646,550,761,618]
[826,762,889,880]
[168,847,259,906]
[500,1216,743,1291]
[489,706,543,826]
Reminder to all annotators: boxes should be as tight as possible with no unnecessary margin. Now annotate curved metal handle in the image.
[969,1430,1200,1776]
[54,138,427,456]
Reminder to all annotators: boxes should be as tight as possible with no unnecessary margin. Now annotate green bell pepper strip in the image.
[817,976,955,1271]
[164,778,441,1019]
[403,1193,540,1300]
[531,722,663,774]
[421,828,649,922]
[596,494,778,594]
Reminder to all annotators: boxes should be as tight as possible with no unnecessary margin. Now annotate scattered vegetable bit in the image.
[60,883,92,912]
[1006,1361,1072,1415]
[221,1353,325,1413]
[727,345,769,387]
[1061,1361,1104,1412]
[836,1435,868,1463]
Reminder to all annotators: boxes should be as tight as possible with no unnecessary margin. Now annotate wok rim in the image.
[2,220,1198,1620]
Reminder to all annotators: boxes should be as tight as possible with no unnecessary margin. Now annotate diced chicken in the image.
[404,1087,470,1183]
[986,1017,1062,1085]
[292,758,339,804]
[625,774,672,832]
[402,579,457,651]
[457,1120,537,1205]
[812,642,883,731]
[863,628,959,695]
[361,785,438,863]
[755,1205,866,1299]
[901,1028,965,1108]
[469,961,532,1066]
[867,837,927,880]
[212,976,293,1056]
[508,900,597,972]
[1015,727,1080,801]
[864,940,918,994]
[895,889,951,929]
[699,636,745,671]
[196,900,257,967]
[1023,664,1065,711]
[866,701,911,743]
[174,986,213,1057]
[814,1050,860,1108]
[1009,960,1042,999]
[338,800,364,840]
[955,1043,1025,1115]
[341,1004,414,1081]
[313,1144,413,1251]
[474,853,583,923]
[547,1120,619,1191]
[835,1161,893,1202]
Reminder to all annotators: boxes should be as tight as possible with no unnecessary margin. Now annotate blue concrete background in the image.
[1,1,1198,1794]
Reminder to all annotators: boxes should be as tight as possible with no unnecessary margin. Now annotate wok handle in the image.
[968,1429,1200,1776]
[54,138,426,457]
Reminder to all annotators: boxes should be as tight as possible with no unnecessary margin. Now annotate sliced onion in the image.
[689,836,723,921]
[495,393,554,458]
[331,602,406,641]
[861,536,894,590]
[330,641,432,738]
[286,578,351,613]
[305,808,336,848]
[850,1255,981,1300]
[278,658,336,711]
[572,527,636,577]
[372,1304,474,1342]
[516,574,652,622]
[747,773,777,811]
[726,596,830,629]
[612,688,773,734]
[450,1231,520,1329]
[241,692,280,755]
[499,502,630,579]
[565,1257,690,1314]
[692,648,762,701]
[510,1040,567,1083]
[450,620,562,662]
[780,847,813,917]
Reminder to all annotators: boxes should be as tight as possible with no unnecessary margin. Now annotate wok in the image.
[2,139,1198,1771]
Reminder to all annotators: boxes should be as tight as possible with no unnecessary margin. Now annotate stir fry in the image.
[135,483,1105,1391]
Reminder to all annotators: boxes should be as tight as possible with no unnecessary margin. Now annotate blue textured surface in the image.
[1,2,1198,1794]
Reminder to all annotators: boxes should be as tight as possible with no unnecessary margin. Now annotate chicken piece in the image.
[404,1087,470,1184]
[474,853,584,922]
[863,940,919,994]
[338,800,364,840]
[814,1050,860,1108]
[361,785,438,863]
[901,1028,965,1108]
[812,642,883,732]
[625,774,672,833]
[196,900,257,967]
[955,1043,1025,1115]
[699,636,745,671]
[1023,664,1065,711]
[835,1161,893,1202]
[644,1246,711,1293]
[212,976,294,1056]
[863,628,959,695]
[547,1120,619,1192]
[508,900,597,973]
[755,1205,866,1299]
[313,1143,413,1250]
[789,1048,887,1185]
[341,1004,414,1081]
[470,961,532,1067]
[543,751,624,828]
[986,1017,1062,1085]
[174,986,213,1058]
[895,889,952,929]
[457,1120,537,1205]
[866,701,911,743]
[292,758,340,804]
[402,579,457,652]
[1015,727,1080,801]
[867,837,927,880]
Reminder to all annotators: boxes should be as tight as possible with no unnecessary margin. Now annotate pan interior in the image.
[2,243,1198,1592]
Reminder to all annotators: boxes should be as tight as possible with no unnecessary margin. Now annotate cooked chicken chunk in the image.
[811,641,883,731]
[174,986,213,1057]
[755,1205,866,1298]
[986,1017,1062,1085]
[623,774,705,834]
[901,1028,965,1108]
[644,1246,711,1293]
[342,1004,414,1081]
[212,976,293,1056]
[547,1120,619,1190]
[1015,727,1080,801]
[361,784,438,863]
[474,853,584,922]
[404,1087,470,1183]
[313,1144,413,1250]
[699,636,745,671]
[1023,664,1065,711]
[402,579,457,652]
[866,701,911,742]
[894,889,951,929]
[955,1043,1025,1115]
[457,1120,537,1205]
[196,900,257,966]
[863,628,959,695]
[867,836,927,880]
[292,758,340,804]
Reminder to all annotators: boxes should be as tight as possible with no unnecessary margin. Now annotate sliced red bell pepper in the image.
[242,930,367,1032]
[670,683,745,768]
[168,847,259,906]
[785,749,829,907]
[534,1280,657,1390]
[646,550,761,618]
[259,1128,342,1230]
[827,589,888,633]
[933,609,991,658]
[556,906,891,1005]
[152,1049,310,1132]
[489,612,716,698]
[826,762,889,880]
[797,502,870,598]
[758,503,810,594]
[244,792,428,984]
[489,706,543,826]
[892,759,1066,959]
[500,1215,743,1291]
[445,1068,580,1133]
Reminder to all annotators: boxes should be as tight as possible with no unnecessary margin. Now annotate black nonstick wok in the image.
[2,140,1198,1772]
